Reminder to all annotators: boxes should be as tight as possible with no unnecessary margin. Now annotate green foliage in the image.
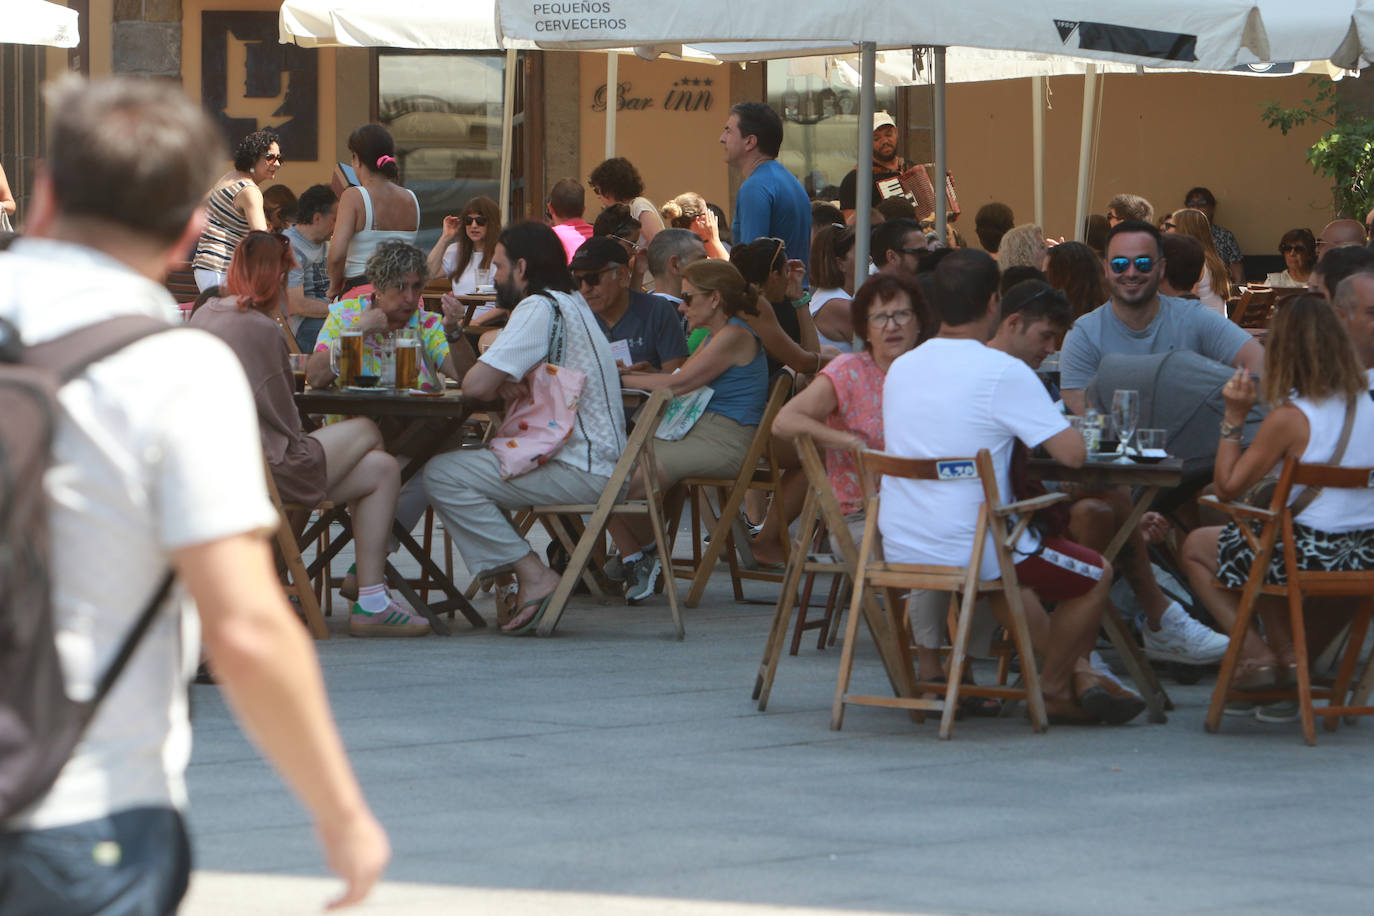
[1262,77,1374,219]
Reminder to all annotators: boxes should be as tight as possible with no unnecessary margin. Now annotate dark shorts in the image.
[1015,536,1106,602]
[0,806,191,916]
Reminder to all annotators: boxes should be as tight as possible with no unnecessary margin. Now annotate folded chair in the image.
[833,448,1059,739]
[261,458,330,640]
[671,375,792,607]
[530,389,683,638]
[1202,457,1374,745]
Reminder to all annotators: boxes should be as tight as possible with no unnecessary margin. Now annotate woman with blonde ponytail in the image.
[609,259,770,603]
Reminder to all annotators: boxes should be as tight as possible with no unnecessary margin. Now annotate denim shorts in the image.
[0,806,190,916]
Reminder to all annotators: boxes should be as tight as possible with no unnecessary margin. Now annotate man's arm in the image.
[175,533,388,907]
[286,284,331,319]
[1233,337,1265,376]
[1061,388,1087,417]
[1040,427,1086,468]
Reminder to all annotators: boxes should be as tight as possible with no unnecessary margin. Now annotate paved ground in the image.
[182,525,1374,915]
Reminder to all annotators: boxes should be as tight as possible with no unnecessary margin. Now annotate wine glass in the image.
[1111,389,1140,462]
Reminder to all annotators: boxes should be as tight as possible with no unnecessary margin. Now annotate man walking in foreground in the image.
[0,76,387,912]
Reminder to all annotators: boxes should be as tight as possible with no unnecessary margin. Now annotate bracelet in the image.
[1219,419,1244,440]
[794,290,812,308]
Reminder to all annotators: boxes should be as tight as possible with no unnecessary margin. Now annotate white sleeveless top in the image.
[343,185,420,278]
[1290,392,1374,532]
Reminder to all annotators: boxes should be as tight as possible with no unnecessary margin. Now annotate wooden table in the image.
[1029,454,1185,723]
[295,386,487,634]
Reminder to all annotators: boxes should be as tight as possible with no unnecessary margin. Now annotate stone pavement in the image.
[182,527,1374,915]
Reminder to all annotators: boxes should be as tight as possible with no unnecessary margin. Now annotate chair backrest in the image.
[610,388,673,490]
[855,448,999,508]
[1233,287,1276,328]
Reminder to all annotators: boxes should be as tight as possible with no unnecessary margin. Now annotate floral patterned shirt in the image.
[313,293,450,391]
[819,350,887,516]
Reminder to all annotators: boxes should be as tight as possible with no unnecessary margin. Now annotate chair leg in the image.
[1327,606,1371,731]
[1288,584,1317,746]
[830,570,870,731]
[1205,582,1263,733]
[1345,598,1374,715]
[644,483,686,641]
[275,522,329,640]
[755,490,819,708]
[938,585,983,740]
[419,507,434,604]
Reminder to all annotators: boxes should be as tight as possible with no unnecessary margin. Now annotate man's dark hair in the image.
[871,218,922,266]
[1000,279,1073,331]
[1160,233,1204,293]
[729,237,787,287]
[974,202,1015,252]
[592,203,637,239]
[548,178,585,220]
[1184,186,1216,207]
[1104,218,1164,257]
[931,248,1000,326]
[999,265,1046,295]
[348,123,399,179]
[707,202,731,243]
[44,75,224,243]
[1316,245,1374,299]
[917,246,953,274]
[811,202,844,230]
[294,184,337,225]
[1083,213,1110,255]
[233,128,278,172]
[587,157,645,201]
[729,101,784,159]
[876,197,917,222]
[498,221,574,294]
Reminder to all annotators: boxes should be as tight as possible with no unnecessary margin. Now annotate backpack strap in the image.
[90,571,176,707]
[23,314,175,383]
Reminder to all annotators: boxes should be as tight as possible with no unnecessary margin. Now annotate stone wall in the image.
[113,0,181,79]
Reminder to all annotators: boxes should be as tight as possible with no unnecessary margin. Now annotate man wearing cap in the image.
[572,236,688,373]
[839,111,922,216]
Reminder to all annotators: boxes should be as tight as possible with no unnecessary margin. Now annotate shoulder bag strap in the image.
[1288,396,1358,517]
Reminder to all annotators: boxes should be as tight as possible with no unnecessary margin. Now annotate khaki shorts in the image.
[656,411,756,487]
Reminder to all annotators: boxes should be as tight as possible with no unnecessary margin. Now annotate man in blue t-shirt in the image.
[1060,219,1263,417]
[571,236,687,373]
[721,102,811,275]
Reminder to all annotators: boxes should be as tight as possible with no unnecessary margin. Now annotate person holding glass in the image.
[428,195,505,328]
[191,232,428,636]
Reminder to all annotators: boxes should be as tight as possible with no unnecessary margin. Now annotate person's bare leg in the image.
[500,551,563,631]
[1181,526,1273,663]
[1071,492,1171,626]
[606,461,668,558]
[1042,560,1114,697]
[751,467,808,566]
[310,420,399,588]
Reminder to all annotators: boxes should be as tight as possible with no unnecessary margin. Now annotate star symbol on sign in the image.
[703,78,712,86]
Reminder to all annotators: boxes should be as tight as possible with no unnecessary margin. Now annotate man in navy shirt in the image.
[721,102,811,275]
[572,236,687,373]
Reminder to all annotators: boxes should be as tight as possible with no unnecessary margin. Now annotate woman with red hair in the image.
[191,231,429,636]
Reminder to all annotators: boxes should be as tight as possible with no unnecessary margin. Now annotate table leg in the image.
[391,522,484,630]
[1099,485,1172,721]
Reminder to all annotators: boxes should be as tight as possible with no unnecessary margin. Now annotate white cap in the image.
[873,110,896,132]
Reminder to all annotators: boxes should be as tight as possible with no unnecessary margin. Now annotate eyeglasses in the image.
[611,234,644,252]
[1279,244,1310,254]
[1162,221,1177,231]
[572,266,618,288]
[897,247,927,256]
[681,290,700,305]
[868,308,915,329]
[463,215,488,226]
[264,153,282,163]
[590,184,602,196]
[1184,199,1209,208]
[1109,256,1156,274]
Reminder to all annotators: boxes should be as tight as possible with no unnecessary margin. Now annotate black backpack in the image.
[0,313,176,820]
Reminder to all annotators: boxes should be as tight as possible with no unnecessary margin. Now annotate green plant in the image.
[1263,77,1374,219]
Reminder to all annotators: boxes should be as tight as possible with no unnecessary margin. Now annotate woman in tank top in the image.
[327,123,420,300]
[191,129,280,291]
[1183,295,1374,693]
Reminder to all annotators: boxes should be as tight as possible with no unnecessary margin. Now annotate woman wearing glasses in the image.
[429,195,503,326]
[192,129,281,291]
[1264,228,1317,288]
[327,123,420,300]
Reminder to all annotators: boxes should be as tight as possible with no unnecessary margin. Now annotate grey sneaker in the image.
[1256,699,1300,723]
[603,553,625,583]
[624,550,661,605]
[1142,602,1230,665]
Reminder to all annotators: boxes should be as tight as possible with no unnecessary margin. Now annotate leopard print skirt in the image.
[1216,520,1374,588]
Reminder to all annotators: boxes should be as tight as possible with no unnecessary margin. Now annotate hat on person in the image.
[873,110,897,133]
[570,236,630,271]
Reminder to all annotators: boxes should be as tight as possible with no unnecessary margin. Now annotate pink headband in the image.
[376,155,396,168]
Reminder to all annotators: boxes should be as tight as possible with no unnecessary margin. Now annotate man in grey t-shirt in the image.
[1060,219,1263,417]
[284,184,337,351]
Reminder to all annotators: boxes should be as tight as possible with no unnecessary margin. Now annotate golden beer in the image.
[339,330,363,386]
[395,340,419,390]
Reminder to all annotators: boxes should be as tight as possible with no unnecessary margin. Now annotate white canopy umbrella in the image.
[9,0,79,48]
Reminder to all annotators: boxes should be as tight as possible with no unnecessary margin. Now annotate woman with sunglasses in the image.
[1166,208,1231,314]
[327,123,420,300]
[589,156,664,244]
[192,129,281,291]
[1264,228,1317,288]
[429,195,504,327]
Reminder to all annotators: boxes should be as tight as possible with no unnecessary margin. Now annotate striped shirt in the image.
[192,178,252,274]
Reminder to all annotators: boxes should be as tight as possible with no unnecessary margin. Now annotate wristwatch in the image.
[1219,419,1244,440]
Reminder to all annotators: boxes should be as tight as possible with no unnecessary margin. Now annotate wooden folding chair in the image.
[671,375,792,607]
[754,434,917,711]
[1230,287,1277,328]
[833,449,1059,739]
[1202,457,1374,745]
[529,389,684,638]
[261,459,330,640]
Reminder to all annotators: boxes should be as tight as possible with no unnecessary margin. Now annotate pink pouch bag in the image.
[488,295,588,479]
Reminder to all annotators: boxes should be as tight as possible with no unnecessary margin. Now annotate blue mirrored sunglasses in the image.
[1109,256,1155,275]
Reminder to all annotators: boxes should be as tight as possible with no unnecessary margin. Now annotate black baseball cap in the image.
[569,236,630,271]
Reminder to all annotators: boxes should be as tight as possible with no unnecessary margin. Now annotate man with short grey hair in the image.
[1333,270,1374,386]
[0,75,387,912]
[646,228,706,305]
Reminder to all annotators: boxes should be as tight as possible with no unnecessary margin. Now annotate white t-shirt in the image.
[809,287,855,353]
[0,238,279,829]
[879,337,1069,580]
[479,289,626,478]
[440,246,496,321]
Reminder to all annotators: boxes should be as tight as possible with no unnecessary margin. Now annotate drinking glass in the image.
[1135,429,1167,459]
[1111,389,1140,461]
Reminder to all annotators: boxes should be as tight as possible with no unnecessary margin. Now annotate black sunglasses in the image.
[572,266,618,288]
[463,215,488,226]
[1109,256,1156,275]
[1184,199,1209,207]
[264,152,282,163]
[1279,244,1309,254]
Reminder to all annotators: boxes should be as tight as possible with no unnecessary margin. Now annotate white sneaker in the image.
[1141,602,1229,664]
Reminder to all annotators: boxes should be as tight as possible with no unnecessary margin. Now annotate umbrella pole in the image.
[933,46,947,244]
[605,52,618,158]
[1032,75,1045,228]
[854,41,875,287]
[499,48,516,226]
[1073,64,1098,242]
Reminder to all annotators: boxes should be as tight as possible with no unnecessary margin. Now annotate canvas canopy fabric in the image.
[9,0,79,48]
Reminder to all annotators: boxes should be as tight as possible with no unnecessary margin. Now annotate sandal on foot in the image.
[501,593,554,635]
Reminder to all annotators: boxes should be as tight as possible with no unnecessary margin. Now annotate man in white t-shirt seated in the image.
[284,183,337,351]
[1059,219,1263,417]
[880,249,1145,724]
